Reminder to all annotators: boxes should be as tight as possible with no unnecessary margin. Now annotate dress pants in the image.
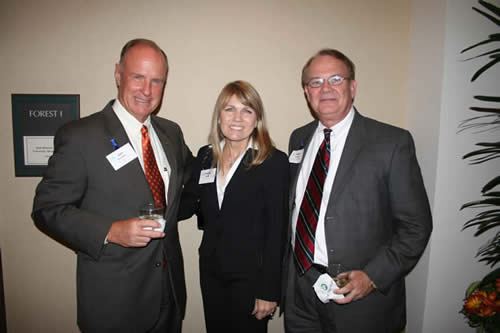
[200,256,269,333]
[284,257,404,333]
[81,261,181,333]
[146,264,182,333]
[284,258,338,333]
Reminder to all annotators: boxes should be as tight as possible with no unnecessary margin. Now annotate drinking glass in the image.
[139,203,165,232]
[330,263,350,288]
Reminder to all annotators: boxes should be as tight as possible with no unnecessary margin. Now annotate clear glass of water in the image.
[331,263,350,288]
[139,203,165,231]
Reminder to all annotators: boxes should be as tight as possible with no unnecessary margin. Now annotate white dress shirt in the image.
[112,100,171,204]
[216,139,254,209]
[291,107,354,266]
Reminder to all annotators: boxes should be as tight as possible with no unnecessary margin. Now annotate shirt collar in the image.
[219,137,257,151]
[316,106,355,138]
[112,99,151,132]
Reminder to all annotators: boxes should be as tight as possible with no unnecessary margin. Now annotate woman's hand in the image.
[252,299,277,320]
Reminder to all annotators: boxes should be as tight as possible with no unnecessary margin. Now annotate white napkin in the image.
[142,218,166,232]
[313,273,345,303]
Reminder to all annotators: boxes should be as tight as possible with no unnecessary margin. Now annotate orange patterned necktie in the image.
[141,125,166,210]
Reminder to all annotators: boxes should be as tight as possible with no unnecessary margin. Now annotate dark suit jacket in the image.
[32,101,193,333]
[179,145,289,301]
[284,110,432,332]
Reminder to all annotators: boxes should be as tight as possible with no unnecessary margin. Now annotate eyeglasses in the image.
[307,74,350,88]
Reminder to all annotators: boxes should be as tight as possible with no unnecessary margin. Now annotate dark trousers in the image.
[80,268,181,333]
[200,257,268,333]
[284,258,404,333]
[147,267,182,333]
[284,259,338,333]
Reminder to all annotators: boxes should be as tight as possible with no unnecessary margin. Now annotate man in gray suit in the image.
[32,39,192,333]
[283,49,432,332]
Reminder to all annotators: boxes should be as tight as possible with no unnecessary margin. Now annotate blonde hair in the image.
[208,80,274,167]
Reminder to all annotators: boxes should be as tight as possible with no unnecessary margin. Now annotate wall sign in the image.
[11,94,80,177]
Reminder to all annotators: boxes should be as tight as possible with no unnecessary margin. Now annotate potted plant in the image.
[459,1,500,332]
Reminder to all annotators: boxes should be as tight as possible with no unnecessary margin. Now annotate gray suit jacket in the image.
[284,110,432,332]
[32,101,193,333]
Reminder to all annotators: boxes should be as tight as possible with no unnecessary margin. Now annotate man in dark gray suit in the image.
[283,49,432,332]
[32,39,192,333]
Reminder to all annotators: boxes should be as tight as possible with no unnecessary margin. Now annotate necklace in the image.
[223,143,246,171]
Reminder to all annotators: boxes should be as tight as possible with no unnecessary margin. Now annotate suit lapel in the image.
[329,110,366,206]
[102,104,149,183]
[150,117,179,220]
[289,121,317,209]
[219,149,252,212]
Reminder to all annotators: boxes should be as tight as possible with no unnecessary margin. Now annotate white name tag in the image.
[199,168,216,184]
[289,149,304,164]
[106,143,138,170]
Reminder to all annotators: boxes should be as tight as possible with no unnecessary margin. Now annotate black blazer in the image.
[284,110,432,331]
[180,145,289,301]
[32,101,193,333]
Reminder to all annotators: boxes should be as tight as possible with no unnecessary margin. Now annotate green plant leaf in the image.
[461,34,500,54]
[471,57,500,81]
[477,235,500,267]
[473,220,500,237]
[484,176,500,192]
[462,47,500,61]
[463,150,500,164]
[458,114,500,134]
[477,142,500,147]
[463,215,499,230]
[466,280,482,297]
[459,0,500,270]
[461,197,500,209]
[474,95,500,102]
[473,6,500,26]
[478,0,500,21]
[470,107,500,113]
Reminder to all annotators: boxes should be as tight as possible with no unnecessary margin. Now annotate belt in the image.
[312,264,329,275]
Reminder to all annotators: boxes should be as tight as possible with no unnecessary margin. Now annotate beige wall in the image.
[0,0,411,332]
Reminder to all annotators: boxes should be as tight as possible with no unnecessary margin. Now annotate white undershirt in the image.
[112,100,171,204]
[216,139,254,209]
[291,107,354,266]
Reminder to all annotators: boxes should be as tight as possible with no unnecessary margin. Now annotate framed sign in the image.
[11,94,80,177]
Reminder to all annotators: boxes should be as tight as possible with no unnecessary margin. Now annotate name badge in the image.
[106,143,138,170]
[199,168,216,184]
[289,149,304,164]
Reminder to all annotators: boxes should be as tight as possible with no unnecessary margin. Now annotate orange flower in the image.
[478,305,496,317]
[465,294,483,315]
[464,291,500,318]
[461,272,500,328]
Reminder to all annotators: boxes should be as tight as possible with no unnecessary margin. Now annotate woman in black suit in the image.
[179,80,289,333]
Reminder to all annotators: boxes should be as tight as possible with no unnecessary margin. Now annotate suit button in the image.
[155,262,161,268]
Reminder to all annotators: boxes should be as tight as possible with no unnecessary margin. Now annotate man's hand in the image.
[252,299,277,320]
[334,270,375,304]
[106,217,165,247]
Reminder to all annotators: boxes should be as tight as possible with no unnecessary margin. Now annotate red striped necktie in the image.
[293,129,332,275]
